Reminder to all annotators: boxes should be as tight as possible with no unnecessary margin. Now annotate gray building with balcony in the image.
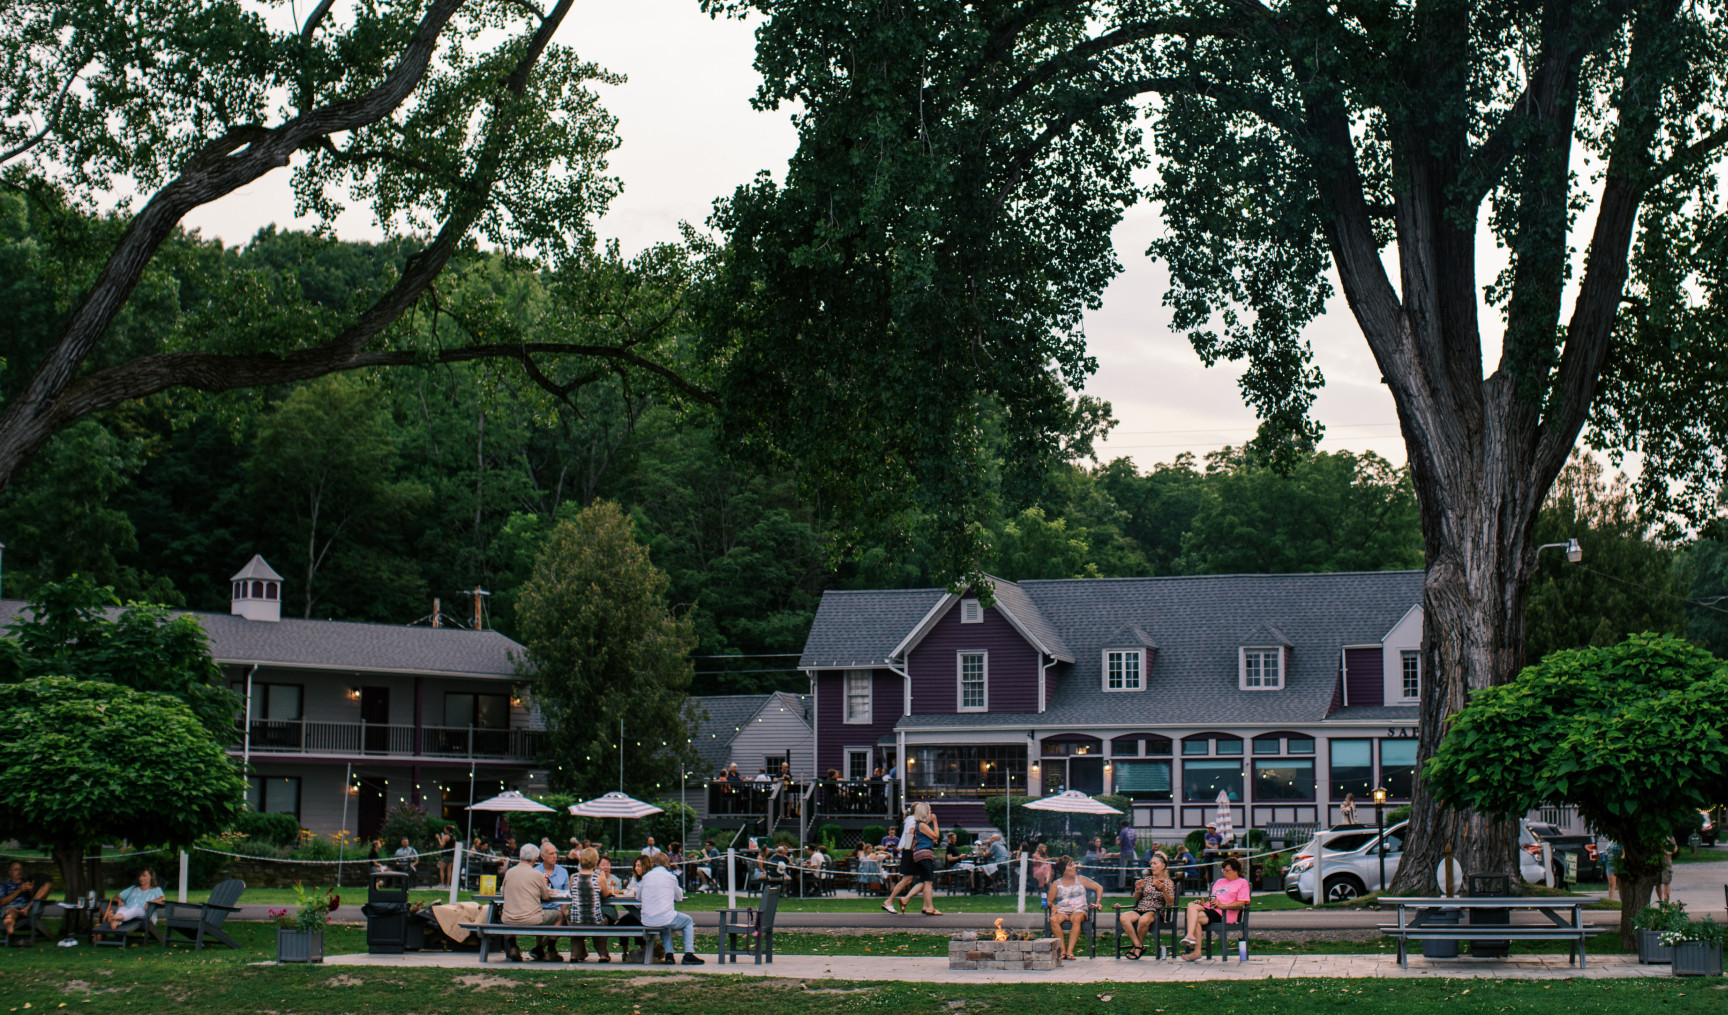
[6,555,544,840]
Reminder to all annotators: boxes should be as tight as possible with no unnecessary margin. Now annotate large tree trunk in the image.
[51,841,86,904]
[1616,846,1659,950]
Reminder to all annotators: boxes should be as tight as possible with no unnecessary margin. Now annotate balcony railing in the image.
[237,721,541,762]
[707,779,900,820]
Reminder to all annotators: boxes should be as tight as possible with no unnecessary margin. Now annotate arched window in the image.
[265,582,278,601]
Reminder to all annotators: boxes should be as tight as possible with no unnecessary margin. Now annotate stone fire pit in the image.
[947,929,1063,971]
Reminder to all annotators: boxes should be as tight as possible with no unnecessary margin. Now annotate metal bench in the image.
[458,921,660,965]
[1376,923,1602,968]
[1377,896,1600,969]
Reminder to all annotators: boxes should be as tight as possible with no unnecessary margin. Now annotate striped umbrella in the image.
[570,792,664,852]
[1213,790,1235,846]
[467,790,556,813]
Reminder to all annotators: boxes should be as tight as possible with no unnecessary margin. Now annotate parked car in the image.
[1519,820,1603,883]
[1284,822,1406,902]
[1285,821,1546,902]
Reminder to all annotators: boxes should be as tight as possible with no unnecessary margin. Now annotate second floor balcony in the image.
[707,779,899,820]
[237,719,541,763]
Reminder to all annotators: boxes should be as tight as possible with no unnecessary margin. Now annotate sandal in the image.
[922,909,944,916]
[881,902,897,915]
[1127,946,1144,960]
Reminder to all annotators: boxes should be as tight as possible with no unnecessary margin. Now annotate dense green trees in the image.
[1426,634,1728,944]
[514,501,701,800]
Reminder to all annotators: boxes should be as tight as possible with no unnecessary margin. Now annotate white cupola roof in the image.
[230,555,284,622]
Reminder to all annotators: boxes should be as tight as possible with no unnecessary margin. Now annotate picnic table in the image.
[1377,896,1600,968]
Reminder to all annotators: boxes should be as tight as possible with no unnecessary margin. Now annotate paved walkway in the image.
[314,949,1665,983]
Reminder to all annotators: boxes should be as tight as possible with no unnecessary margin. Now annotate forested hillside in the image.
[2,197,1719,692]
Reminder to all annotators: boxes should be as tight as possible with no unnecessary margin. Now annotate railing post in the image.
[727,847,737,910]
[450,841,463,905]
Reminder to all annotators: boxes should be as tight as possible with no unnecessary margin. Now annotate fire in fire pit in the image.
[949,927,1061,970]
[992,918,1037,942]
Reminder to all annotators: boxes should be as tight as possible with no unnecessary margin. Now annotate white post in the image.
[338,762,351,888]
[1312,836,1324,907]
[449,841,463,905]
[1016,855,1029,914]
[1542,842,1554,888]
[726,847,737,910]
[178,850,189,903]
[241,664,256,771]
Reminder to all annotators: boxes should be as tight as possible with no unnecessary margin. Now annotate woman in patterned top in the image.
[568,848,613,963]
[1117,853,1175,960]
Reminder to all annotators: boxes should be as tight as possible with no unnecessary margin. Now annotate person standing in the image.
[881,808,920,914]
[1116,820,1139,891]
[434,825,456,889]
[638,853,704,965]
[1657,834,1678,902]
[1340,793,1359,826]
[394,837,420,884]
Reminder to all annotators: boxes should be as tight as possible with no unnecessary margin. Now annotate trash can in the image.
[362,871,411,954]
[1466,873,1509,957]
[1421,907,1461,958]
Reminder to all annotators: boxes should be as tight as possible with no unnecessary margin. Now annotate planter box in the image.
[277,929,324,964]
[1638,930,1674,965]
[1671,941,1723,977]
[1260,874,1283,892]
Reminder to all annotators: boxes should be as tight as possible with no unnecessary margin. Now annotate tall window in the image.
[1104,649,1142,691]
[246,775,301,818]
[1329,739,1374,800]
[844,669,872,724]
[1400,650,1421,700]
[1381,739,1418,798]
[958,652,987,711]
[907,745,1025,798]
[1240,647,1282,689]
[444,692,509,729]
[1113,760,1172,801]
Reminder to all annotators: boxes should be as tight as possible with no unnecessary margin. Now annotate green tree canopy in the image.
[514,500,700,800]
[1425,633,1728,944]
[0,576,238,738]
[0,677,246,898]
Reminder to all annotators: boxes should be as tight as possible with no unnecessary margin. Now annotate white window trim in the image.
[843,668,874,724]
[1238,646,1283,691]
[959,598,983,624]
[1101,648,1144,693]
[956,650,989,712]
[845,747,872,781]
[1398,650,1421,702]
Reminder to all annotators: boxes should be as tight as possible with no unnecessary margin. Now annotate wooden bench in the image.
[458,922,662,965]
[1377,896,1600,969]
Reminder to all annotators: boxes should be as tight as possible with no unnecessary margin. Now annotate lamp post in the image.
[1372,786,1388,891]
[1535,538,1582,563]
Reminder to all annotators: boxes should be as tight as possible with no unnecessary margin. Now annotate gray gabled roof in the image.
[989,579,1074,661]
[230,554,283,582]
[0,600,522,679]
[798,587,947,668]
[689,694,773,773]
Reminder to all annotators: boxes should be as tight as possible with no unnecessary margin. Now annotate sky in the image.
[184,0,1421,471]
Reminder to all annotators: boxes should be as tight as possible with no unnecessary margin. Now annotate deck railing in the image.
[237,721,540,762]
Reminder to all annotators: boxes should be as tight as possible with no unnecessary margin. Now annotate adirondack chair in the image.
[91,900,161,949]
[717,887,779,964]
[158,879,246,949]
[1,897,50,947]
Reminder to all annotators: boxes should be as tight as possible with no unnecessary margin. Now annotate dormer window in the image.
[959,598,983,624]
[1240,647,1283,690]
[1103,649,1143,692]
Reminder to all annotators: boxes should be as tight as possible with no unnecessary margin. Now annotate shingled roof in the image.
[0,600,522,679]
[689,691,813,775]
[797,588,947,668]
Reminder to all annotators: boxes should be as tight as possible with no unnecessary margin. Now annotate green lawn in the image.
[0,925,1706,1015]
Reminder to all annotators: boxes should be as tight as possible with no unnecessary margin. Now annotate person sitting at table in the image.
[639,852,704,965]
[1084,837,1102,869]
[496,837,518,878]
[394,837,419,883]
[534,842,570,960]
[1179,856,1250,962]
[103,866,164,930]
[501,843,562,963]
[1046,857,1102,962]
[568,848,613,963]
[983,834,1010,892]
[621,855,652,898]
[1118,853,1175,960]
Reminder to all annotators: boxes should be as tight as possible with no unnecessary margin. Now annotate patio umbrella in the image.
[468,790,557,813]
[1213,790,1235,846]
[569,792,664,851]
[465,790,556,845]
[1023,789,1122,837]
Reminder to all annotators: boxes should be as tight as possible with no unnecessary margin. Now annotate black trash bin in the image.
[363,871,411,954]
[1421,907,1461,958]
[1466,873,1509,957]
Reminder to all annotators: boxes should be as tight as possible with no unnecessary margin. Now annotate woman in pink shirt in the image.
[1179,856,1250,961]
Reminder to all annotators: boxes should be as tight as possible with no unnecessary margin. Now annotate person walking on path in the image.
[881,808,920,914]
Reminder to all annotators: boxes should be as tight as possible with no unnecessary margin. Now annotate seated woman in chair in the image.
[1045,857,1101,961]
[1117,853,1175,959]
[1179,856,1250,961]
[105,866,164,930]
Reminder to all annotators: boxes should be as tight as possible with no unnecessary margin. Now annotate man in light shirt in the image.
[502,842,562,962]
[637,853,703,965]
[640,836,658,856]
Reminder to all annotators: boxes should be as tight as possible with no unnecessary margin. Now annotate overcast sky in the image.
[186,0,1418,470]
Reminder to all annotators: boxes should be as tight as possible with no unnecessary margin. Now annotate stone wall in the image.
[947,932,1062,971]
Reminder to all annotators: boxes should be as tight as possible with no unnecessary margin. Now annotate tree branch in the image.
[0,60,84,165]
[1648,122,1728,187]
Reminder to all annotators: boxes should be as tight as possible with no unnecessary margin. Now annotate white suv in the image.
[1283,821,1544,902]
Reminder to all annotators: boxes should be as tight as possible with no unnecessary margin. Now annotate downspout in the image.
[807,670,817,784]
[1340,648,1349,708]
[887,657,910,812]
[241,664,259,775]
[1039,653,1056,714]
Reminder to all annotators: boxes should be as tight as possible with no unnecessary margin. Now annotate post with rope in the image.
[178,850,189,903]
[727,847,737,909]
[449,840,463,905]
[1016,854,1028,913]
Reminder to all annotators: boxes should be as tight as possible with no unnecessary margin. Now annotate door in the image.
[1069,756,1104,796]
[361,687,390,754]
[357,777,387,841]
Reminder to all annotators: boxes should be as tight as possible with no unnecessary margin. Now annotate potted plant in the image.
[1260,854,1287,892]
[1662,918,1725,977]
[1633,900,1689,964]
[275,882,337,963]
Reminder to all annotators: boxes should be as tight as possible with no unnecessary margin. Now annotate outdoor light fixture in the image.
[347,687,360,700]
[1536,538,1583,564]
[1372,787,1387,806]
[1373,785,1389,890]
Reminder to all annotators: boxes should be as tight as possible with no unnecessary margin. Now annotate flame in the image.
[993,918,1008,942]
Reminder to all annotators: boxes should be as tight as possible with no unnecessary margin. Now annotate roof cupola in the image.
[230,555,283,622]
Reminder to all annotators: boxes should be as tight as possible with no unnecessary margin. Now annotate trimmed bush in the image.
[232,810,301,848]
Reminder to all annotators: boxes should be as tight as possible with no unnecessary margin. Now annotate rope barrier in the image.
[190,846,457,864]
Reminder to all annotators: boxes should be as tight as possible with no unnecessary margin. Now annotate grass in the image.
[0,928,1715,1015]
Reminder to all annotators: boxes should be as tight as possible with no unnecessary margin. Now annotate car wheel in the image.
[1323,875,1364,903]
